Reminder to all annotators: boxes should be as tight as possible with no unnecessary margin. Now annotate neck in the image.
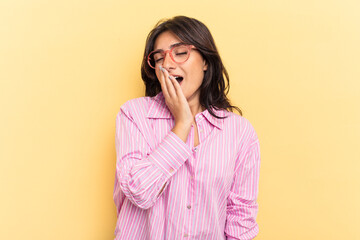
[188,98,205,121]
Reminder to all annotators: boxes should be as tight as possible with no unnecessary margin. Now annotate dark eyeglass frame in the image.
[147,43,196,69]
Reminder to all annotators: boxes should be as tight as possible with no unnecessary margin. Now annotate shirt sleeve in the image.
[113,107,192,211]
[225,134,261,240]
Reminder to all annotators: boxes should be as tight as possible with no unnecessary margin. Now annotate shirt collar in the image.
[200,108,227,130]
[147,92,228,129]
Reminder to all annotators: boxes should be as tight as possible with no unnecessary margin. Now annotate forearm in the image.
[117,131,192,209]
[117,158,167,209]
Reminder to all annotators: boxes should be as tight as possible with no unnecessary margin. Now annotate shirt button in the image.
[194,147,198,152]
[169,168,174,173]
[187,205,191,209]
[184,233,189,237]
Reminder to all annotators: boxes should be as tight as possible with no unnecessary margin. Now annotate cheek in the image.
[185,60,206,80]
[155,70,161,81]
[190,68,205,83]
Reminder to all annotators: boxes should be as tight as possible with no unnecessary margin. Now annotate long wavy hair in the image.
[141,16,242,118]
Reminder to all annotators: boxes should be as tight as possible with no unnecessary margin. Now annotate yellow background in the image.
[1,0,359,239]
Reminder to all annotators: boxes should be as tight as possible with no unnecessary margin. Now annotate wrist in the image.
[171,122,192,143]
[174,121,192,130]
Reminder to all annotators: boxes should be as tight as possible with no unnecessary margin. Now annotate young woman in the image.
[113,16,260,240]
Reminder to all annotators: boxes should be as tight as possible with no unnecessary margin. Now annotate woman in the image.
[113,16,260,240]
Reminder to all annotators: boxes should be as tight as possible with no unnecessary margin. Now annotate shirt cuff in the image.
[148,131,192,178]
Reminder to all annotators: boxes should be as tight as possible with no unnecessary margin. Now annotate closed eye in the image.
[175,52,187,56]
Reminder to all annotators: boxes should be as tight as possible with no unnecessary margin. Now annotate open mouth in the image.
[174,76,184,83]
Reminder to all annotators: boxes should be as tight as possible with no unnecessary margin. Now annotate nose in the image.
[162,51,176,70]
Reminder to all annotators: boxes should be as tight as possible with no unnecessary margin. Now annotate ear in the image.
[203,59,208,71]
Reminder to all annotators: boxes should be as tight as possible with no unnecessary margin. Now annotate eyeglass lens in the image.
[149,45,190,68]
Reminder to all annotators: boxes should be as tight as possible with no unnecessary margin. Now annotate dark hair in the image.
[141,16,242,118]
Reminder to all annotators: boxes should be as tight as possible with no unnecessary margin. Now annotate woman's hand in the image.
[158,66,193,142]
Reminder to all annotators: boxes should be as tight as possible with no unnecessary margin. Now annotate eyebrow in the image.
[152,42,185,53]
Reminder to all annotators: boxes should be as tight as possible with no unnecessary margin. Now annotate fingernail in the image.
[168,76,172,80]
[159,66,162,71]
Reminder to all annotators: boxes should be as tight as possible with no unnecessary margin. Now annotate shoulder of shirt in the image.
[223,110,253,127]
[116,96,153,119]
[223,111,259,142]
[121,96,151,110]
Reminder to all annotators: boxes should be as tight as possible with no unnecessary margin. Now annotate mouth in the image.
[172,75,184,84]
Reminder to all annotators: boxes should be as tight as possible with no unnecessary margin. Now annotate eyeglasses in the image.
[147,44,195,69]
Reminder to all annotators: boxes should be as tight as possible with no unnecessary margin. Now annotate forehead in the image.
[153,31,182,50]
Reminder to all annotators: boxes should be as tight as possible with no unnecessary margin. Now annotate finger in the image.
[160,67,177,98]
[169,76,186,103]
[169,75,184,97]
[158,66,170,99]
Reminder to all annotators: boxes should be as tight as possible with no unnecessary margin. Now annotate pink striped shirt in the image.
[113,92,260,240]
